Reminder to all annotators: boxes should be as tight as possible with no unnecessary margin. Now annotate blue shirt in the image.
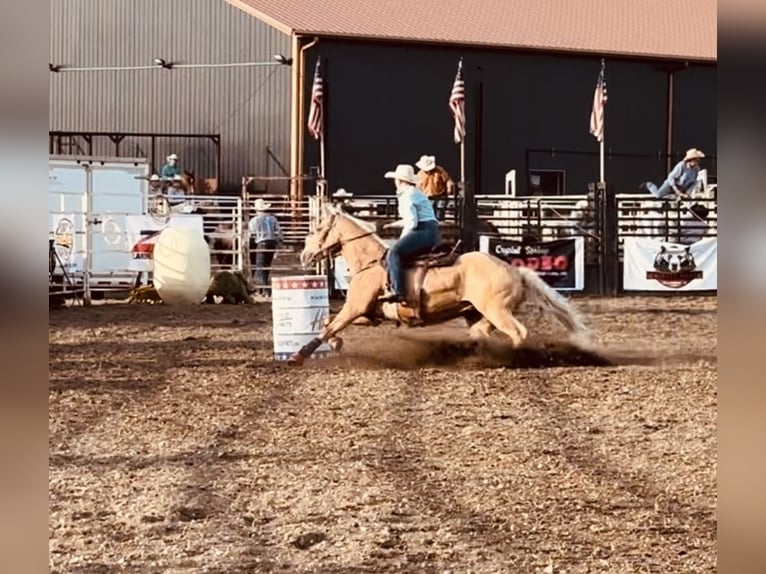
[665,160,700,194]
[396,184,437,236]
[248,213,282,243]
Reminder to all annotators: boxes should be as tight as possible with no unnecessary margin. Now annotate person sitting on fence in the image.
[248,198,282,298]
[379,164,440,304]
[415,155,455,221]
[639,148,705,201]
[160,153,181,181]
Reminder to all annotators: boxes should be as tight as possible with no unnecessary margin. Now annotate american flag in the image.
[589,59,607,142]
[307,59,323,140]
[449,58,466,144]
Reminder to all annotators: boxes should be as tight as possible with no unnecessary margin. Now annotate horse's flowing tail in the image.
[517,267,591,340]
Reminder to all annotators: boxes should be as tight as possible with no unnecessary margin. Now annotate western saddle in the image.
[381,241,461,325]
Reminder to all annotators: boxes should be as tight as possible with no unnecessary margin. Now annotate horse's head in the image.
[181,171,196,194]
[300,204,378,267]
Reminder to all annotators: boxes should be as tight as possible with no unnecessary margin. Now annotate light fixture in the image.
[49,63,61,72]
[153,58,173,69]
[273,54,292,66]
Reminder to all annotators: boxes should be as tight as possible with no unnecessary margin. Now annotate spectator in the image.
[160,153,181,181]
[248,198,282,297]
[640,148,705,200]
[415,155,455,221]
[166,175,186,208]
[332,188,354,212]
[148,173,163,194]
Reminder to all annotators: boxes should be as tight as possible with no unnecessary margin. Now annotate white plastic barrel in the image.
[271,275,331,361]
[152,227,211,305]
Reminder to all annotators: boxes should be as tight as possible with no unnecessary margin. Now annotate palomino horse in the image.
[289,204,591,365]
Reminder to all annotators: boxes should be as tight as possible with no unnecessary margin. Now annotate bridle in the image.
[311,213,381,261]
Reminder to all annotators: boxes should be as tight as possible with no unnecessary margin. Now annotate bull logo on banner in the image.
[646,245,703,289]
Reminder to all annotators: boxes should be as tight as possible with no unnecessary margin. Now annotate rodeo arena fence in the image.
[49,156,718,306]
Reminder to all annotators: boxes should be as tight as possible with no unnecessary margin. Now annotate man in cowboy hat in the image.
[640,148,706,200]
[160,153,181,181]
[248,198,282,297]
[148,173,163,194]
[332,188,354,213]
[380,164,440,304]
[415,154,455,220]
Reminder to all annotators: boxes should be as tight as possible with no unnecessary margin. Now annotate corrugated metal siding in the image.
[50,0,291,192]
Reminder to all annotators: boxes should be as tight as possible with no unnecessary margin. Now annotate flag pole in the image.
[599,138,605,184]
[319,133,326,197]
[459,141,465,193]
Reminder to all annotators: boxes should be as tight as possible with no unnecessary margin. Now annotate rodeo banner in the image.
[623,237,717,291]
[478,235,585,291]
[125,214,204,272]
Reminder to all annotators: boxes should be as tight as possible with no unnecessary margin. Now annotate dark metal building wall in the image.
[301,39,716,196]
[49,0,292,191]
[672,65,717,172]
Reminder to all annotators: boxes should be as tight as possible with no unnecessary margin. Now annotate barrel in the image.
[271,275,331,361]
[153,227,211,305]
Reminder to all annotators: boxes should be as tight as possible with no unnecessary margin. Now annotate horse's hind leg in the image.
[474,301,527,347]
[468,317,495,340]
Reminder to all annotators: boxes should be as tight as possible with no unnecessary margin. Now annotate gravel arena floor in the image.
[49,295,717,574]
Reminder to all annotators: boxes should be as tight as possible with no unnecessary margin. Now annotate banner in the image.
[49,213,83,274]
[479,235,585,291]
[623,237,717,291]
[125,214,204,272]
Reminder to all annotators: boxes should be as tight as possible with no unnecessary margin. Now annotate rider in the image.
[380,164,440,304]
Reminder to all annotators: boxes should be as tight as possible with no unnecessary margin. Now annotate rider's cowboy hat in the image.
[149,174,161,182]
[166,153,179,161]
[172,174,184,182]
[683,148,705,162]
[384,164,419,185]
[253,198,271,211]
[415,155,436,172]
[333,188,353,198]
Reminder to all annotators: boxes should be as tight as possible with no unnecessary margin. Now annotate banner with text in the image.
[623,237,717,291]
[125,214,204,272]
[478,235,585,291]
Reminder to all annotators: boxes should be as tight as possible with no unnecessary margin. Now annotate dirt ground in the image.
[49,295,717,573]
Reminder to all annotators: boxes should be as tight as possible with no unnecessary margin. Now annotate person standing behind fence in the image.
[248,198,282,298]
[415,155,455,220]
[639,148,705,200]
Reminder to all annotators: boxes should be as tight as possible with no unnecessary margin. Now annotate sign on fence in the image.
[478,235,585,291]
[49,213,82,274]
[125,214,204,272]
[623,237,717,291]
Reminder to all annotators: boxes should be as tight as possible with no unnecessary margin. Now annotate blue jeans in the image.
[386,220,440,296]
[646,181,675,199]
[251,239,277,295]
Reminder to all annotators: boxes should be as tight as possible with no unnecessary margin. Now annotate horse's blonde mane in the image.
[337,211,388,247]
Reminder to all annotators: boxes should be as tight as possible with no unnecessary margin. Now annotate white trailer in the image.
[49,155,150,300]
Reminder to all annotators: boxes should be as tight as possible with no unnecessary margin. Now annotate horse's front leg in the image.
[288,302,365,365]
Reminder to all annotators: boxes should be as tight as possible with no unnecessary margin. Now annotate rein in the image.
[315,214,385,272]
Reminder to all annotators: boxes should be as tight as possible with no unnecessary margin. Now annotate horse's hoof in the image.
[287,353,304,366]
[329,337,344,352]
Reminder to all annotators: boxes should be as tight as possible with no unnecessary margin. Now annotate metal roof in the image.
[226,0,717,62]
